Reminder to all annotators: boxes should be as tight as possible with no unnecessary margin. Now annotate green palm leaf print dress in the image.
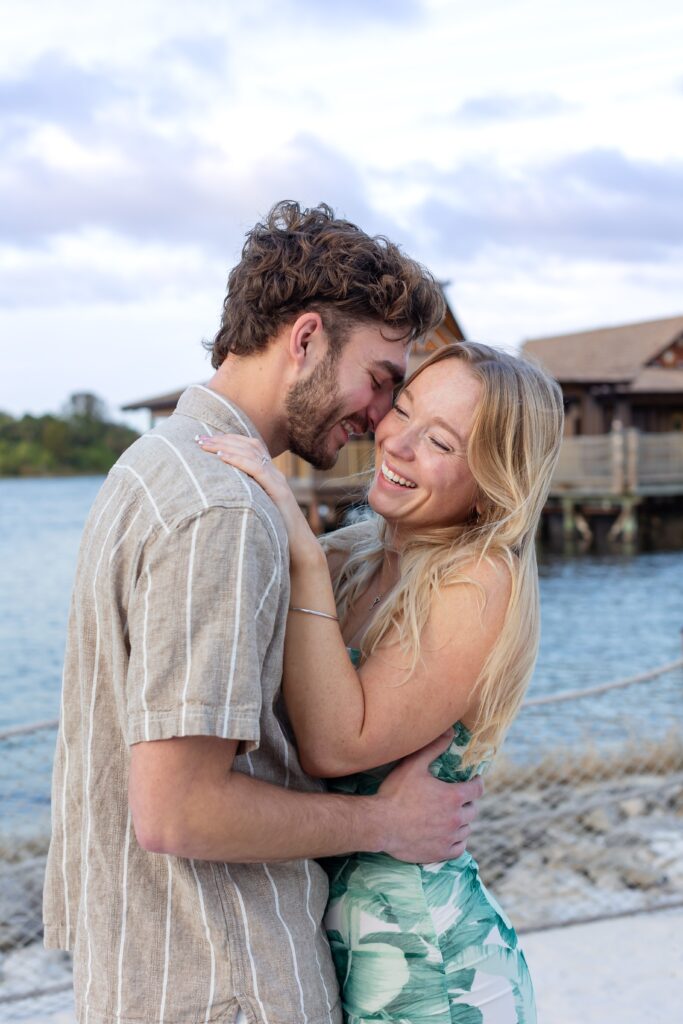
[322,649,536,1024]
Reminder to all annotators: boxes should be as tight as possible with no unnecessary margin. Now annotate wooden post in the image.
[607,496,639,545]
[561,497,575,538]
[625,428,639,493]
[610,420,624,494]
[621,497,638,543]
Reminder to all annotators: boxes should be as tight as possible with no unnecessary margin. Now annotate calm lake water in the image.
[1,476,682,752]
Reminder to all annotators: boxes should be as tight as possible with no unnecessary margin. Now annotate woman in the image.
[198,341,564,1024]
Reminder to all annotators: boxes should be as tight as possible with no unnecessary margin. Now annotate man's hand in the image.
[375,732,483,863]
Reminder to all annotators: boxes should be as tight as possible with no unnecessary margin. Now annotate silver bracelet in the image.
[289,605,339,621]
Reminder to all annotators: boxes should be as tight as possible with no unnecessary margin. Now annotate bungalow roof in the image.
[523,315,683,384]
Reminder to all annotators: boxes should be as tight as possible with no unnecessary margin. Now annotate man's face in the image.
[285,323,409,470]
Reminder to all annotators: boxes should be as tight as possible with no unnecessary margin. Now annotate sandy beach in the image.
[523,906,683,1023]
[6,906,682,1023]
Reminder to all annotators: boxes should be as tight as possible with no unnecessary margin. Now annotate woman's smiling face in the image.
[368,358,482,537]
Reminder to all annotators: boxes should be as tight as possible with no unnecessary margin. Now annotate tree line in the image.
[0,393,139,476]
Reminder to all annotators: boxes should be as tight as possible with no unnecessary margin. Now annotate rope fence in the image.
[1,658,682,1019]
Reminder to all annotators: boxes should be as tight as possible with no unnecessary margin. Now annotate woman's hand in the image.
[196,433,321,566]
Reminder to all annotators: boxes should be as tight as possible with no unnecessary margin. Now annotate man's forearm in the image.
[129,733,481,865]
[133,765,384,862]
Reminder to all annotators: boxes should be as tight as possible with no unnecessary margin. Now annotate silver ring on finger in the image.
[261,453,270,465]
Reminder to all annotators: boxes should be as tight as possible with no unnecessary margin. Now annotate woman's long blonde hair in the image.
[324,341,564,766]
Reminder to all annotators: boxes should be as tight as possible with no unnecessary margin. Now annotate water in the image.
[0,477,105,729]
[509,552,683,757]
[1,476,682,739]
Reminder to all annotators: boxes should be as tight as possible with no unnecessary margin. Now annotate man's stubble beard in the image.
[285,346,346,471]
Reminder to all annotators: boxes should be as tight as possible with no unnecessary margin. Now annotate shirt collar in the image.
[175,383,265,443]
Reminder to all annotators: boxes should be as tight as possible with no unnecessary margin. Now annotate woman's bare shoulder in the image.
[435,550,513,629]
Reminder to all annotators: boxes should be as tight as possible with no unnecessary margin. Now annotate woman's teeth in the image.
[381,462,416,488]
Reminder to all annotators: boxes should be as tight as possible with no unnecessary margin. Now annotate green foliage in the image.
[0,394,139,477]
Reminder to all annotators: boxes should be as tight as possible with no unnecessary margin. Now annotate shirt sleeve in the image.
[126,505,281,751]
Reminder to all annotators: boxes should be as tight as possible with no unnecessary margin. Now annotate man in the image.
[44,201,483,1024]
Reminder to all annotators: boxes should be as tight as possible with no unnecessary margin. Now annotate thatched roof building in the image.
[523,315,683,435]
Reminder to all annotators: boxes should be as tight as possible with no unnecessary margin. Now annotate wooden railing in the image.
[551,429,683,497]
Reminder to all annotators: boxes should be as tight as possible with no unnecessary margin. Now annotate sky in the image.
[1,0,682,428]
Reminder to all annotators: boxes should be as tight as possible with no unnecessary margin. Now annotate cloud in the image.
[156,34,230,74]
[0,52,379,261]
[0,125,377,251]
[456,92,572,122]
[0,130,396,309]
[411,147,683,263]
[0,51,129,129]
[278,0,423,24]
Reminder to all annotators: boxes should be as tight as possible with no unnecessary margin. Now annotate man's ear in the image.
[288,311,325,370]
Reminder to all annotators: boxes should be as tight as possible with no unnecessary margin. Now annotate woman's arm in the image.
[196,433,510,777]
[284,551,511,776]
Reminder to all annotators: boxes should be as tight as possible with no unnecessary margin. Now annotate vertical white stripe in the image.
[141,566,153,741]
[304,860,334,1021]
[263,865,308,1024]
[258,506,283,570]
[190,384,255,437]
[190,861,216,1024]
[158,859,173,1023]
[254,563,277,619]
[247,504,289,784]
[115,811,132,1022]
[90,482,122,538]
[281,726,291,789]
[142,435,209,508]
[224,866,270,1024]
[82,507,127,1020]
[110,465,170,534]
[58,669,70,945]
[230,465,253,502]
[222,510,249,736]
[109,507,141,564]
[122,524,154,642]
[181,518,201,735]
[217,456,285,599]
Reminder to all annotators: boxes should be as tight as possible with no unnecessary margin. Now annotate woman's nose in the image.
[384,427,416,460]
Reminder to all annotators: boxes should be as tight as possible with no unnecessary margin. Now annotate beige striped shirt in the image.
[43,385,341,1024]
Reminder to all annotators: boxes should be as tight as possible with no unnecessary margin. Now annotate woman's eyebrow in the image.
[433,416,465,446]
[401,388,465,445]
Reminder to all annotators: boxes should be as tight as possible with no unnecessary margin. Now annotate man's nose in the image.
[367,391,394,433]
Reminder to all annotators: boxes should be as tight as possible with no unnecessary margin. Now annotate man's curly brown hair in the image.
[208,201,445,367]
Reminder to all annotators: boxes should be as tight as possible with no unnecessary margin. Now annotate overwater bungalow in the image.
[523,315,683,545]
